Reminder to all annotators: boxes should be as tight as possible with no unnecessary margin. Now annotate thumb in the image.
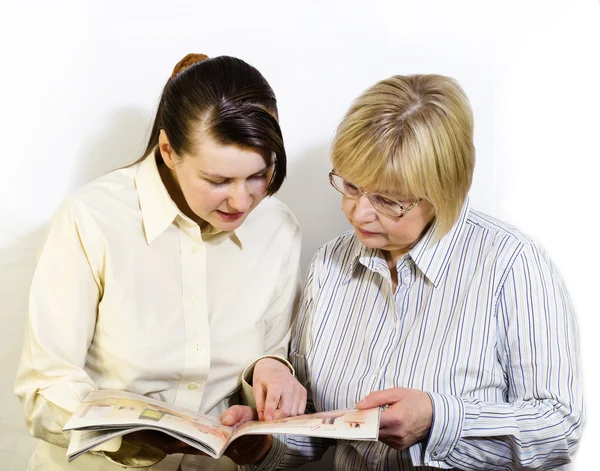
[356,389,402,409]
[220,406,256,427]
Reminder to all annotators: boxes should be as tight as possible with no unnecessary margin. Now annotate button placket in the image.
[176,229,210,410]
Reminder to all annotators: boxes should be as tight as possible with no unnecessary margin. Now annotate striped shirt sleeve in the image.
[422,241,584,470]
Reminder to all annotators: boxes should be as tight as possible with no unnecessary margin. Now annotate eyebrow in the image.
[199,166,269,179]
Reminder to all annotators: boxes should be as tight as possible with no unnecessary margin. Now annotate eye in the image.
[249,173,267,181]
[343,181,360,195]
[372,194,403,209]
[206,179,229,187]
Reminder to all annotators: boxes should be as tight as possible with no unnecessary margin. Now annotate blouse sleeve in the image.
[13,200,163,466]
[14,199,103,446]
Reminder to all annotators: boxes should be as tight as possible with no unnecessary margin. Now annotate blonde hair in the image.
[332,74,475,239]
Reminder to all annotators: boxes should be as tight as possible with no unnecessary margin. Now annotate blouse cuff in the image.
[100,434,166,468]
[422,392,464,464]
[241,356,295,409]
[99,439,167,468]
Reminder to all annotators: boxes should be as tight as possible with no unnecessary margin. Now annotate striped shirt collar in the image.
[348,199,470,288]
[134,151,245,247]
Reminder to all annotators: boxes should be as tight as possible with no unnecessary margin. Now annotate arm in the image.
[13,200,164,466]
[421,242,584,470]
[14,200,102,447]
[241,222,306,419]
[240,253,335,471]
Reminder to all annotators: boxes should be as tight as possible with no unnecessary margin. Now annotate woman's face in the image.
[159,132,273,231]
[341,183,435,258]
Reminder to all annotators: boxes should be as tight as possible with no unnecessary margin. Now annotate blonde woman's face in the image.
[342,193,435,257]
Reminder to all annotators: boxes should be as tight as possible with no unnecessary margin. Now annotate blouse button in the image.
[194,343,203,351]
[190,245,199,253]
[403,276,411,285]
[187,383,198,391]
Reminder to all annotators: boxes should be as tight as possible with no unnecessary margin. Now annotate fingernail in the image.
[356,400,365,407]
[221,413,232,423]
[265,412,274,421]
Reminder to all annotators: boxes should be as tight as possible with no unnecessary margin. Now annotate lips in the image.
[216,210,244,221]
[357,227,378,237]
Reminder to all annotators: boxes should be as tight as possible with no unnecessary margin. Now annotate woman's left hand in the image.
[252,358,307,421]
[356,387,433,450]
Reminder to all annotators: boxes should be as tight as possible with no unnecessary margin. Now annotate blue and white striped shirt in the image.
[255,202,584,471]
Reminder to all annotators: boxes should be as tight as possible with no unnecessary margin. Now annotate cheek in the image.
[184,180,225,210]
[341,198,354,216]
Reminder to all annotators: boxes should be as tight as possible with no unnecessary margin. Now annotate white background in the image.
[0,1,598,469]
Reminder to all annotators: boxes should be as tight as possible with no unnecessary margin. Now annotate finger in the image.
[379,436,402,450]
[263,386,282,421]
[254,385,267,421]
[289,386,305,416]
[356,388,404,409]
[221,405,255,427]
[273,388,294,419]
[377,423,398,439]
[296,386,307,416]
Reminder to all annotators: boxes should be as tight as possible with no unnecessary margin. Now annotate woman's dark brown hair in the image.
[141,53,286,195]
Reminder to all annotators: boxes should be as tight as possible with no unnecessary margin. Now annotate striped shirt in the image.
[252,201,584,471]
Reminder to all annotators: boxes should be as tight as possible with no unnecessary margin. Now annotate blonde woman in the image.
[230,74,584,470]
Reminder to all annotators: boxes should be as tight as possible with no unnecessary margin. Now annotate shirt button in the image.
[191,295,199,302]
[190,245,199,253]
[403,276,411,285]
[194,342,204,351]
[187,383,198,391]
[432,451,438,457]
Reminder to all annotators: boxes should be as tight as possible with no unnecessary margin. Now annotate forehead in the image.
[185,137,269,177]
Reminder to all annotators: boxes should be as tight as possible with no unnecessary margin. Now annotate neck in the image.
[157,160,208,229]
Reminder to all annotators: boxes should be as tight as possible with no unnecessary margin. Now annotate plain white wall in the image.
[0,1,597,470]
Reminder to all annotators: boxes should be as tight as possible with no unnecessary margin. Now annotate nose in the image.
[227,183,253,212]
[351,195,377,222]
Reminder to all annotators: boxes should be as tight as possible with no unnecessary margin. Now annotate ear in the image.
[158,130,177,170]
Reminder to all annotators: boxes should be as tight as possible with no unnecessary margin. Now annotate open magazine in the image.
[63,389,380,462]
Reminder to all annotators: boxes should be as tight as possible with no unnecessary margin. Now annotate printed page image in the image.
[231,408,380,441]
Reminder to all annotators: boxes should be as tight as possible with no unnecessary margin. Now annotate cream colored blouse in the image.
[14,153,301,471]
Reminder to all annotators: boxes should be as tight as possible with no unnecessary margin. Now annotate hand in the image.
[356,387,433,450]
[221,405,273,465]
[253,358,307,421]
[125,430,207,456]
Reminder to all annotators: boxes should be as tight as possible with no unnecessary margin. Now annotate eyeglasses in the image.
[328,171,421,218]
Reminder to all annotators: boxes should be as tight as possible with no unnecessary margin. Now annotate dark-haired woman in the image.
[15,54,305,471]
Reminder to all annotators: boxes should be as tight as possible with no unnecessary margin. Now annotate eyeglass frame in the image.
[328,170,422,219]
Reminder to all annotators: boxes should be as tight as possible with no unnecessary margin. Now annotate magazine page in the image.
[66,426,219,462]
[64,390,233,456]
[231,408,380,441]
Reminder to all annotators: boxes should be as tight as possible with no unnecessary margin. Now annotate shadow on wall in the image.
[278,144,349,275]
[0,108,149,471]
[69,107,151,188]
